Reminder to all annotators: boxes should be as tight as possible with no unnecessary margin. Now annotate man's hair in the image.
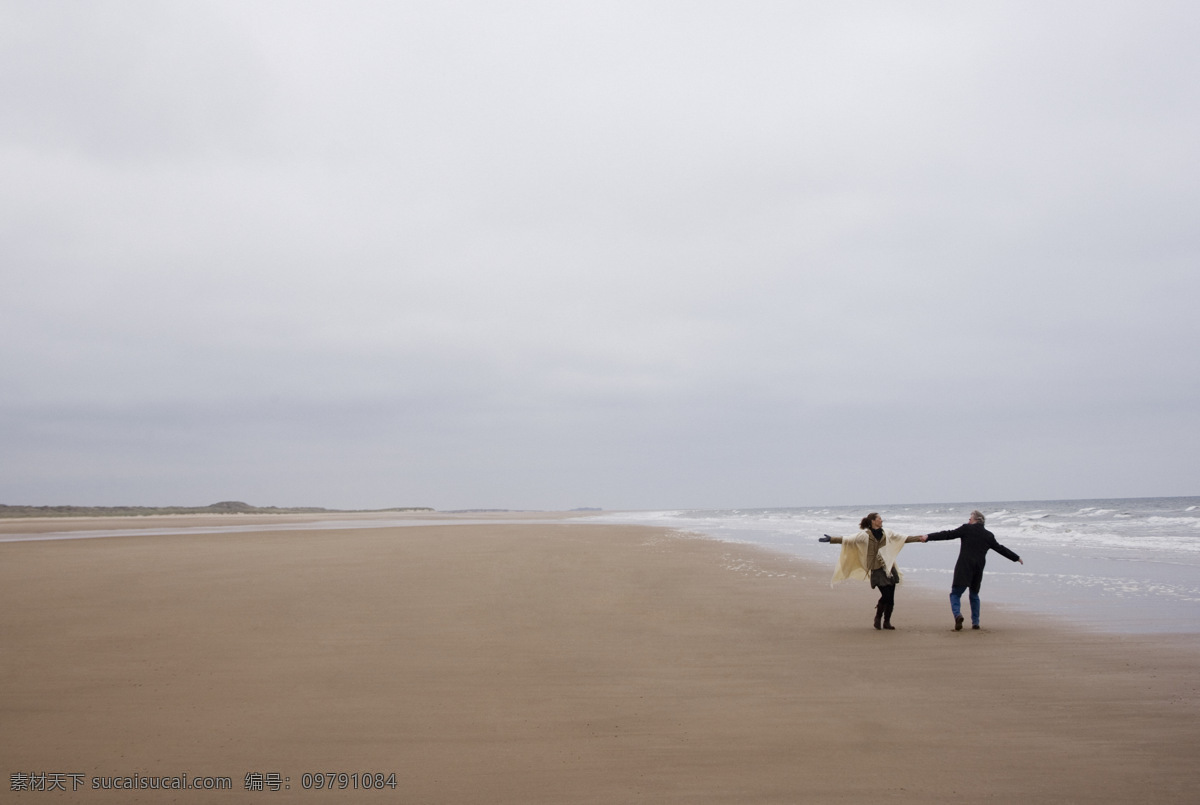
[970,510,985,525]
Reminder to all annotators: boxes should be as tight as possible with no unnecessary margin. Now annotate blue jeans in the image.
[950,586,980,626]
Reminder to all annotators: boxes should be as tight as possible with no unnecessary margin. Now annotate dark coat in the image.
[926,522,1021,592]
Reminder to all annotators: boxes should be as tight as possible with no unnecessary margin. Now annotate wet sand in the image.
[2,518,1198,802]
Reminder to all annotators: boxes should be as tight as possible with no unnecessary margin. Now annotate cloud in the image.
[2,1,1198,508]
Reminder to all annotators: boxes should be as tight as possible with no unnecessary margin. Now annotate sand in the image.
[2,516,1199,803]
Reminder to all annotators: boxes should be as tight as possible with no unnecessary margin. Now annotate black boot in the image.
[874,602,884,630]
[882,601,895,630]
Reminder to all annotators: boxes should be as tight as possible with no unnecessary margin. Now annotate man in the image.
[918,510,1023,631]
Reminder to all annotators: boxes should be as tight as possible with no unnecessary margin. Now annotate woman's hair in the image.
[860,512,880,530]
[971,510,986,525]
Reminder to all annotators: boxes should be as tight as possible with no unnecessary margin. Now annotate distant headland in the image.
[0,501,435,519]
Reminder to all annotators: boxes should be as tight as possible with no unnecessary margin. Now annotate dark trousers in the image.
[877,583,896,612]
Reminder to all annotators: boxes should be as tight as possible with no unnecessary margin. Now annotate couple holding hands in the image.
[820,510,1023,631]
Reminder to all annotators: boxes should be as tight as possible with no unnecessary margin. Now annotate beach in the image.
[3,515,1199,803]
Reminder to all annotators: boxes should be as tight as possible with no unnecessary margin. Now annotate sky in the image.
[2,1,1198,511]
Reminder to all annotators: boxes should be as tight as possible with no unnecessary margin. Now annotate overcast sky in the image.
[2,1,1198,511]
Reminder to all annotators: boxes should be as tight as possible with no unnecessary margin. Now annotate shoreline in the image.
[3,519,1199,802]
[3,510,1196,637]
[0,509,589,539]
[593,505,1200,637]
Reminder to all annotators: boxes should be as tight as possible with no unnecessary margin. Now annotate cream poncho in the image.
[829,529,913,586]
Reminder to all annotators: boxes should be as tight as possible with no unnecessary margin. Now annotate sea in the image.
[586,497,1200,635]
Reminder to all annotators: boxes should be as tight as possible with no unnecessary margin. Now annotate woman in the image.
[820,513,925,630]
